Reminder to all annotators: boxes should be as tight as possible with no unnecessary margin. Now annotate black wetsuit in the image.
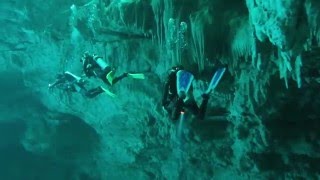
[162,68,179,107]
[162,67,209,120]
[50,72,104,98]
[82,54,128,86]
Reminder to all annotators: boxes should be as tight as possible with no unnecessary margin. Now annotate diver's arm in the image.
[64,71,81,81]
[162,73,173,106]
[49,81,59,88]
[48,74,65,89]
[198,94,210,120]
[162,83,169,106]
[83,62,92,77]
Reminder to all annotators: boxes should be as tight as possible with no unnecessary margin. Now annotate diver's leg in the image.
[79,89,89,97]
[112,73,128,85]
[99,68,113,86]
[198,94,210,120]
[85,87,104,98]
[101,77,111,86]
[184,99,200,116]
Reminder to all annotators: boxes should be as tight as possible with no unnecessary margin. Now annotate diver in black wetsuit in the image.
[48,71,109,98]
[80,52,129,86]
[162,65,209,121]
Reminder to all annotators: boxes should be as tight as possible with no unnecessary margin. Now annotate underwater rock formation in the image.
[0,0,320,179]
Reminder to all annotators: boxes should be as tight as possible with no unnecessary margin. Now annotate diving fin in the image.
[128,73,145,79]
[176,70,194,98]
[205,67,226,94]
[106,70,115,85]
[100,86,116,98]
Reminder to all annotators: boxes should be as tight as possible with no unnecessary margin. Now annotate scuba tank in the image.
[95,56,109,70]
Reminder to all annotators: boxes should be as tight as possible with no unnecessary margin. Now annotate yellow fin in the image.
[128,73,145,79]
[106,70,115,85]
[100,86,116,98]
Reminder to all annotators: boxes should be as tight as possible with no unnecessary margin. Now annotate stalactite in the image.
[294,55,303,88]
[231,20,253,61]
[151,0,163,48]
[190,12,205,72]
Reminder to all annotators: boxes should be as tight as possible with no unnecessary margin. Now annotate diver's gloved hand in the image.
[48,83,55,91]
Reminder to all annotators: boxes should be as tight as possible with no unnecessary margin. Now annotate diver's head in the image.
[80,51,92,64]
[171,65,184,72]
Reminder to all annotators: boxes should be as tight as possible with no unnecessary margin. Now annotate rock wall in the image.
[1,0,320,179]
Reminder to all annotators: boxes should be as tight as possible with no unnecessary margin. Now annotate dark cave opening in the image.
[50,113,101,160]
[0,118,75,180]
[253,74,320,174]
[264,76,320,143]
[0,70,100,180]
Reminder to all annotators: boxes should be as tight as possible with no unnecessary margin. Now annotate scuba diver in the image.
[49,71,116,98]
[80,52,144,86]
[162,65,226,121]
